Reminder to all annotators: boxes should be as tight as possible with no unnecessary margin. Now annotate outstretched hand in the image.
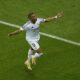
[8,33,14,37]
[57,11,64,18]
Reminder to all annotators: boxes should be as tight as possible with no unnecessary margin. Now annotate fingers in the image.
[8,33,13,37]
[60,11,64,16]
[8,34,11,37]
[57,11,64,18]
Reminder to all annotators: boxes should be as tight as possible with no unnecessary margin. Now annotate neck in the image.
[31,19,37,24]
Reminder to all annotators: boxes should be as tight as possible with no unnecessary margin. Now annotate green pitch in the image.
[0,0,80,80]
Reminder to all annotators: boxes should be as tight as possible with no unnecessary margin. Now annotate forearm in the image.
[45,16,58,22]
[12,29,21,34]
[45,11,63,22]
[8,29,23,37]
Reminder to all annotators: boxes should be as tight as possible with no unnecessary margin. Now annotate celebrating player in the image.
[8,11,63,70]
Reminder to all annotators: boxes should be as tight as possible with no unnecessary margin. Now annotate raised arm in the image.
[45,11,63,22]
[8,28,23,37]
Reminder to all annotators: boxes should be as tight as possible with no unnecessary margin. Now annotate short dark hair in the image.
[27,12,34,19]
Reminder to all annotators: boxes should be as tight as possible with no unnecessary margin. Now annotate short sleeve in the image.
[20,27,24,31]
[39,18,46,23]
[20,22,29,31]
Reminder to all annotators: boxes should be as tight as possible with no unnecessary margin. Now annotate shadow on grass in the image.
[23,66,38,80]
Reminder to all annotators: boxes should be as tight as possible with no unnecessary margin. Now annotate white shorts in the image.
[27,40,40,50]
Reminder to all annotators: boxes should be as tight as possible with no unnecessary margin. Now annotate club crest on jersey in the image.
[31,26,38,30]
[32,26,34,29]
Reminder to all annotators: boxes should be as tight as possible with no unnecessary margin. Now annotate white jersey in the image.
[20,18,46,41]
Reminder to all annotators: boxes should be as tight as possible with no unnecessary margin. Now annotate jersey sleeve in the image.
[20,27,24,31]
[39,18,46,23]
[20,23,29,31]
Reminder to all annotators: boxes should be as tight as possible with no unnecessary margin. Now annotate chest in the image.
[29,22,40,30]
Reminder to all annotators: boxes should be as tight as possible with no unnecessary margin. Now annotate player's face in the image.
[30,14,37,23]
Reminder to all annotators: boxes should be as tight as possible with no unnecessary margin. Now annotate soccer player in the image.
[8,12,63,70]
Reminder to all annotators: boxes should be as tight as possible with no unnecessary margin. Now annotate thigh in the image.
[28,41,40,51]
